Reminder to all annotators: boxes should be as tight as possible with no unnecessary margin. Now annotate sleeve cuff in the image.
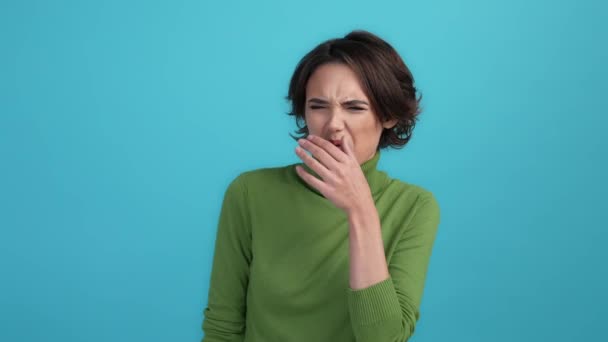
[347,276,402,325]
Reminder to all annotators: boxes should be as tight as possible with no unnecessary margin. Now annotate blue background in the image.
[1,0,606,341]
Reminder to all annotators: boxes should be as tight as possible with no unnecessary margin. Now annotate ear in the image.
[382,118,399,129]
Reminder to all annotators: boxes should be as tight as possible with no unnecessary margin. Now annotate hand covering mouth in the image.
[329,138,345,152]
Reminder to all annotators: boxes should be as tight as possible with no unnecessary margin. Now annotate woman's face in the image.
[304,62,397,164]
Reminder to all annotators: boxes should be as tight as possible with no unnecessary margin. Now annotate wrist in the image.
[347,199,377,221]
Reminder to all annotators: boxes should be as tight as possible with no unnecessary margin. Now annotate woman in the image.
[202,30,441,342]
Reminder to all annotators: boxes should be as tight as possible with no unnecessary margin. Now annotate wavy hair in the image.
[286,29,423,150]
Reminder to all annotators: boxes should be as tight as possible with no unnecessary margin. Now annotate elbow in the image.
[352,314,416,342]
[399,317,416,342]
[201,308,246,341]
[397,307,418,342]
[385,307,417,342]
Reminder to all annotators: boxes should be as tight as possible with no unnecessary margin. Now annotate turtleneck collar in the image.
[293,150,390,198]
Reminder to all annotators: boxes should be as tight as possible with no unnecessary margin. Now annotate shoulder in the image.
[239,164,291,181]
[387,176,438,202]
[381,179,441,241]
[226,163,295,195]
[385,177,441,217]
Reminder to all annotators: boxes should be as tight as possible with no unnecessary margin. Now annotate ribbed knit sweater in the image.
[202,150,441,342]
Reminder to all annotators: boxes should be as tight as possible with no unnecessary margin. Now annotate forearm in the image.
[347,201,390,290]
[346,202,407,341]
[345,193,441,342]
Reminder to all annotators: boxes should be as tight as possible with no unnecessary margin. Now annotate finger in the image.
[306,135,348,164]
[295,145,337,182]
[299,137,342,170]
[295,165,331,194]
[341,135,356,160]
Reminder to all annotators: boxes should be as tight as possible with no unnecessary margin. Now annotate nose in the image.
[326,107,345,132]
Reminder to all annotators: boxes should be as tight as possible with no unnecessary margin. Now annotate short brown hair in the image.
[286,29,423,150]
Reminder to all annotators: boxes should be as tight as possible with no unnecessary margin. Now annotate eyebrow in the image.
[307,98,369,106]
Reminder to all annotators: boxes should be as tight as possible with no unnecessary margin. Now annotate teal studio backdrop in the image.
[1,0,606,341]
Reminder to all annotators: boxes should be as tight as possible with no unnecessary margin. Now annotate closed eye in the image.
[309,106,365,111]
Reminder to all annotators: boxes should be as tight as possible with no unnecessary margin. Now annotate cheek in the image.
[350,121,383,149]
[351,119,380,138]
[304,112,324,129]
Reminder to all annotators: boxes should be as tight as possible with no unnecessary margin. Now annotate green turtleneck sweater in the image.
[201,150,441,342]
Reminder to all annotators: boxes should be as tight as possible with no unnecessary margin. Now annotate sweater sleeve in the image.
[201,175,252,342]
[346,192,441,342]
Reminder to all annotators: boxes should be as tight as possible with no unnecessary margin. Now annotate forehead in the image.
[305,63,368,100]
